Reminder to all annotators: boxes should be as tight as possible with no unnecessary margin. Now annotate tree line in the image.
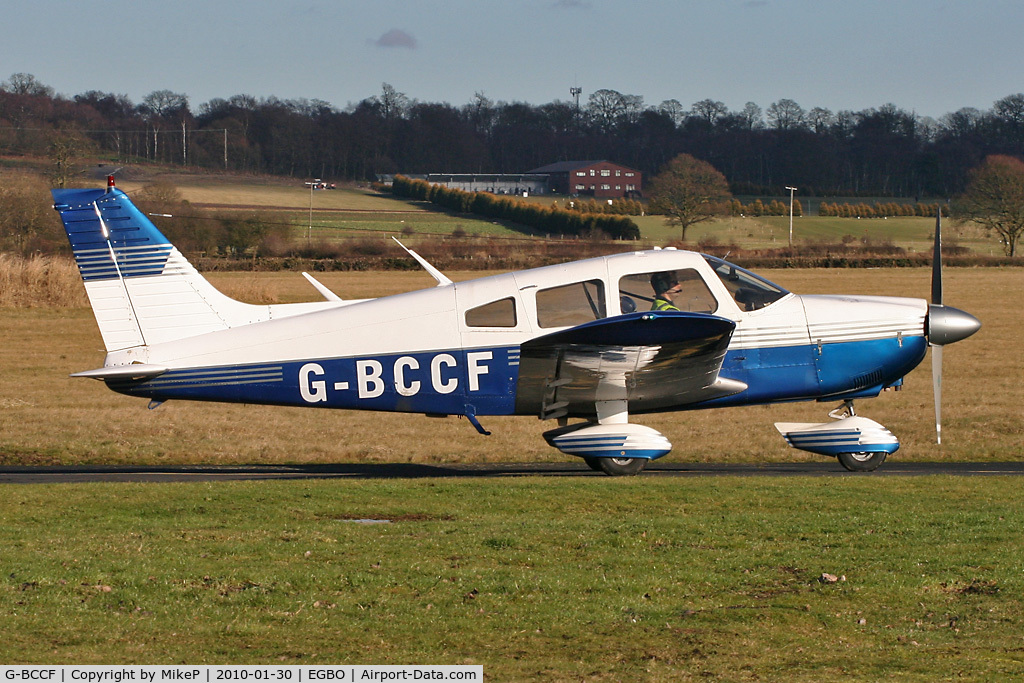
[5,73,1024,198]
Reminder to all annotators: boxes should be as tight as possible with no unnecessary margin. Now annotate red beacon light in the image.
[106,175,116,192]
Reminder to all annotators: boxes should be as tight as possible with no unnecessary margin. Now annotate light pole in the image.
[785,186,797,247]
[304,179,321,242]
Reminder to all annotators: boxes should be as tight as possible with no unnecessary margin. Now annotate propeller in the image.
[931,211,944,444]
[927,209,981,444]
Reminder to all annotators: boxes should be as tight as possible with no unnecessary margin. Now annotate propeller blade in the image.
[931,208,943,444]
[932,344,943,445]
[931,210,943,305]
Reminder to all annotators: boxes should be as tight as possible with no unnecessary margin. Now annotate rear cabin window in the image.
[465,297,517,327]
[618,268,717,314]
[536,279,606,328]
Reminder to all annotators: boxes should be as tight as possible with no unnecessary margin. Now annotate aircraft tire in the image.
[598,457,648,476]
[583,457,604,472]
[837,451,887,472]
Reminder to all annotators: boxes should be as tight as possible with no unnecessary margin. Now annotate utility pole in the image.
[304,179,321,242]
[785,186,797,247]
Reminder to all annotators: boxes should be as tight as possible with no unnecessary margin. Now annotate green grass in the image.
[2,477,1023,679]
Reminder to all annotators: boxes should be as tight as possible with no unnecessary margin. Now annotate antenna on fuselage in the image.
[392,237,453,287]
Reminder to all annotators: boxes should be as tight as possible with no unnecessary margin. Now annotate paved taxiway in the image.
[1,461,1023,484]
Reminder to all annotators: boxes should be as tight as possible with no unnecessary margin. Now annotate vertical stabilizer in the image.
[52,186,268,352]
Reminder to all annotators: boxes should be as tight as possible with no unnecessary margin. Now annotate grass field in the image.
[3,476,1024,679]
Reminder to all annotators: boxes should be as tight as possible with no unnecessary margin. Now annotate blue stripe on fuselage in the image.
[106,347,522,416]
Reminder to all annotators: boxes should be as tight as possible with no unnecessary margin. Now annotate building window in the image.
[600,169,611,177]
[576,171,586,177]
[589,169,595,176]
[625,172,635,177]
[601,184,611,190]
[615,170,621,177]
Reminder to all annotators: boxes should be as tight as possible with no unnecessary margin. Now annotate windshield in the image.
[703,255,789,311]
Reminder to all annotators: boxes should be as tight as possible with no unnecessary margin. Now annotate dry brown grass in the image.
[0,253,87,308]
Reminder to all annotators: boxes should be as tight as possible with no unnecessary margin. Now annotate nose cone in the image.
[928,304,981,346]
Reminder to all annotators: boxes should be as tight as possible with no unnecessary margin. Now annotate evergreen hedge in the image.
[391,176,640,240]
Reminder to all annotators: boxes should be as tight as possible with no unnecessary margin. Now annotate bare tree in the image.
[377,83,410,121]
[587,89,626,132]
[656,99,686,127]
[766,98,806,130]
[940,107,983,139]
[1,72,54,97]
[647,154,732,241]
[807,107,834,134]
[737,102,763,130]
[691,99,728,125]
[954,154,1024,256]
[48,130,91,188]
[993,93,1024,125]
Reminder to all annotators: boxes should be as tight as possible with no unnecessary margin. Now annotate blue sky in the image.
[4,0,1023,119]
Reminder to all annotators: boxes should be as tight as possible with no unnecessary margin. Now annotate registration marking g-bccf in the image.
[299,351,493,403]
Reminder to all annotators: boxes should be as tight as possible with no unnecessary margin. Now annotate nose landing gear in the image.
[775,401,899,472]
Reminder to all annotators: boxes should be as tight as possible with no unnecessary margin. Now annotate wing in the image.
[515,311,746,419]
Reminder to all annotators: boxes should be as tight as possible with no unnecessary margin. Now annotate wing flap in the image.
[515,311,745,417]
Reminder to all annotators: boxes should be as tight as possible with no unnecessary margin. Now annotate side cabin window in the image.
[703,255,788,311]
[465,297,517,328]
[618,268,717,314]
[537,279,606,328]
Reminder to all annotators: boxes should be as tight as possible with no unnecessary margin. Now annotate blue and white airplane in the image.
[52,179,980,475]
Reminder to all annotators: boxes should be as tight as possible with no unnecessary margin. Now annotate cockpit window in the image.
[618,268,717,314]
[703,255,789,311]
[536,279,606,328]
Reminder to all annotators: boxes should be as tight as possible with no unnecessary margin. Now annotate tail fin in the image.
[52,184,267,352]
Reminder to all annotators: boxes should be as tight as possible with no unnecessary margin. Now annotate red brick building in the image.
[527,160,642,198]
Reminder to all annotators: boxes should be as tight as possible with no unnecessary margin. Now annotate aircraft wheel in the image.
[837,451,887,472]
[583,457,604,472]
[598,457,648,476]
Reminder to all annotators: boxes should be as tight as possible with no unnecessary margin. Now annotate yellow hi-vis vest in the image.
[651,297,679,312]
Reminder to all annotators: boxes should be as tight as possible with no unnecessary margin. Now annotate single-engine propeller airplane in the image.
[52,178,981,475]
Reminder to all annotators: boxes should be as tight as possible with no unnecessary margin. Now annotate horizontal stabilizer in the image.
[302,272,343,302]
[71,364,168,381]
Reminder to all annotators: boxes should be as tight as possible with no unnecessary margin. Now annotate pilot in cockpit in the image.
[650,271,682,312]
